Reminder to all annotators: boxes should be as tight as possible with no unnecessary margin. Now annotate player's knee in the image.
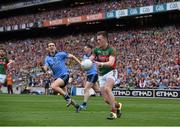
[84,87,90,93]
[84,88,88,93]
[104,87,111,93]
[51,83,56,90]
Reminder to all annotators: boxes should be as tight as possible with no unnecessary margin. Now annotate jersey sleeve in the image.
[58,51,68,60]
[110,47,116,56]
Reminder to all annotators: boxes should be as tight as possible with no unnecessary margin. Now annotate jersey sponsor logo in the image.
[97,55,109,62]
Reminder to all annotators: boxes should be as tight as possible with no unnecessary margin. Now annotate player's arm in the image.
[68,54,81,65]
[96,48,116,68]
[95,56,115,68]
[89,54,95,61]
[38,58,49,73]
[41,65,49,73]
[102,56,115,67]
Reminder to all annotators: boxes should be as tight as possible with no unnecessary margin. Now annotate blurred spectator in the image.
[0,0,178,26]
[43,74,51,95]
[6,73,14,94]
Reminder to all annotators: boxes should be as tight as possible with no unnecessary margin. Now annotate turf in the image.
[0,94,180,126]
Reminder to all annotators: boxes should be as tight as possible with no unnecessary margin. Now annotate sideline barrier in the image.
[113,89,180,98]
[73,87,180,98]
[71,87,95,96]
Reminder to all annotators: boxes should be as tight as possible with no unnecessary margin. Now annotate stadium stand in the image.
[0,0,179,26]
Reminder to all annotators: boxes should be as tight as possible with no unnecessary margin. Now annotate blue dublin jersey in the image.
[83,54,97,75]
[44,51,69,78]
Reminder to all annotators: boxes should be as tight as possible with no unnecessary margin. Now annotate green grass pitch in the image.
[0,94,180,126]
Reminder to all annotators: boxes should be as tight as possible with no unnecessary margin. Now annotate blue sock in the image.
[82,102,87,106]
[64,94,70,101]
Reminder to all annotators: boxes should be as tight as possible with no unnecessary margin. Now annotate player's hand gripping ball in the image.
[81,59,93,70]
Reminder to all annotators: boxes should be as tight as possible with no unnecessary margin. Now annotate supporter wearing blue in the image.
[80,45,100,110]
[40,42,81,112]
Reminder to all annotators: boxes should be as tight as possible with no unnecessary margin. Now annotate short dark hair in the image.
[96,31,108,39]
[48,42,56,47]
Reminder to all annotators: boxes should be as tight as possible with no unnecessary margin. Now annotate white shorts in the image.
[0,74,7,84]
[98,69,118,87]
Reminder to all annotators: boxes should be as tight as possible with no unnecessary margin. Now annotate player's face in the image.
[0,50,5,57]
[97,35,106,48]
[48,43,56,53]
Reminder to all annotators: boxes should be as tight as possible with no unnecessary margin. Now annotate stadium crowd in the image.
[3,25,180,90]
[0,0,178,26]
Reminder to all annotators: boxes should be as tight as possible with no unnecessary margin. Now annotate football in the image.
[81,59,93,70]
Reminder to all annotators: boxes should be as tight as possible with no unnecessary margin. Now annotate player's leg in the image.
[105,70,122,119]
[51,78,71,106]
[98,75,116,119]
[99,74,114,106]
[104,82,122,118]
[80,81,91,110]
[61,86,80,112]
[104,70,122,119]
[100,86,119,108]
[105,78,117,117]
[51,78,67,96]
[100,86,109,104]
[80,74,98,110]
[92,82,100,96]
[84,82,92,103]
[51,76,80,112]
[100,84,117,119]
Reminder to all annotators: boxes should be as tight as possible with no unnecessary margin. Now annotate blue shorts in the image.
[56,75,69,88]
[87,74,98,84]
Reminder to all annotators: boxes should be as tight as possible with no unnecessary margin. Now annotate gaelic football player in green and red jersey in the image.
[90,31,122,120]
[0,47,14,91]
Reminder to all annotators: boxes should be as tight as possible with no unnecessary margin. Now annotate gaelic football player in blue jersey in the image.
[39,42,81,112]
[80,45,100,110]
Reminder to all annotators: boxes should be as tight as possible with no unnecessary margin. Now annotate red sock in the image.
[115,102,120,109]
[111,108,116,113]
